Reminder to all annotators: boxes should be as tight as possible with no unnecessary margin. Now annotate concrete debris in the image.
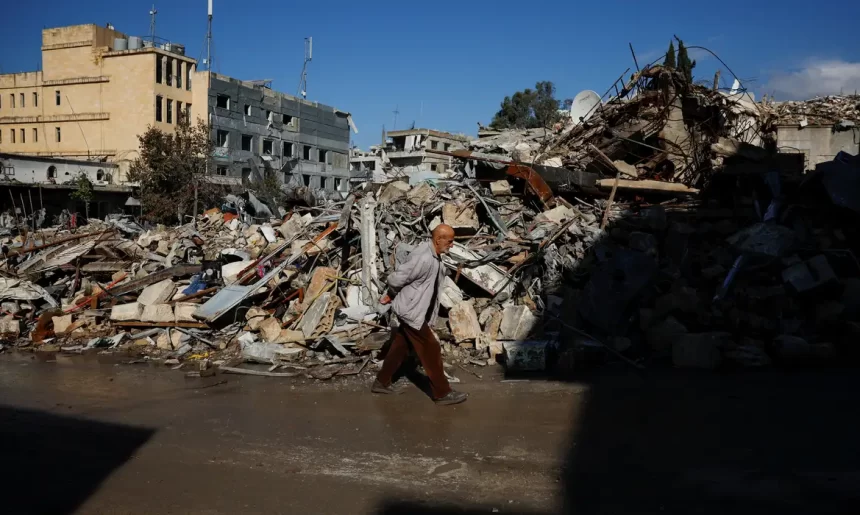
[3,60,859,382]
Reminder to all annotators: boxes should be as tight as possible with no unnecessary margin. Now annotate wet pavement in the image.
[1,353,859,514]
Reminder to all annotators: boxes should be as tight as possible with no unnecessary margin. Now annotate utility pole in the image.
[149,5,157,42]
[392,105,400,131]
[195,0,213,225]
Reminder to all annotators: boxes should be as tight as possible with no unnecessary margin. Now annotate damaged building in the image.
[203,73,357,192]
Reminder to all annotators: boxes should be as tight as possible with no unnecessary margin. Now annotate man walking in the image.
[372,224,468,406]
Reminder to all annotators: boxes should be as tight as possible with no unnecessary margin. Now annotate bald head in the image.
[431,224,455,255]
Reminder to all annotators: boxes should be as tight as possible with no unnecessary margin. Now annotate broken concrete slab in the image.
[261,225,278,243]
[406,182,435,205]
[0,316,20,336]
[499,305,539,341]
[52,314,74,334]
[110,302,144,322]
[439,277,464,310]
[278,216,305,240]
[449,301,481,342]
[299,291,338,338]
[245,306,268,331]
[222,261,251,285]
[141,304,175,323]
[479,306,503,340]
[442,203,480,233]
[503,340,548,371]
[260,317,286,344]
[138,279,177,306]
[378,181,411,204]
[173,303,198,323]
[156,330,172,350]
[782,254,837,293]
[489,180,512,196]
[613,160,639,178]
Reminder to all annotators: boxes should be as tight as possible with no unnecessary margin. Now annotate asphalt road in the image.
[1,353,858,514]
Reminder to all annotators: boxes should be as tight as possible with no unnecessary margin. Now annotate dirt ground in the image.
[1,352,858,514]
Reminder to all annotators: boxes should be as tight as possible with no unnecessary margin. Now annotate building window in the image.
[243,104,251,116]
[10,94,15,108]
[11,129,15,143]
[166,99,173,124]
[176,101,183,122]
[430,140,438,150]
[20,129,25,143]
[185,103,192,120]
[20,93,25,108]
[32,128,38,142]
[3,166,14,176]
[319,149,329,164]
[55,90,61,106]
[55,127,61,142]
[0,130,2,143]
[431,164,438,172]
[262,139,273,155]
[33,92,38,107]
[265,109,272,121]
[283,141,293,157]
[216,94,229,109]
[96,169,105,181]
[48,166,57,179]
[241,134,252,151]
[216,166,228,176]
[176,62,182,89]
[302,174,311,187]
[241,167,252,178]
[156,55,163,84]
[337,178,346,191]
[166,58,173,86]
[216,130,229,147]
[303,145,313,161]
[186,65,191,91]
[444,143,451,151]
[155,95,163,122]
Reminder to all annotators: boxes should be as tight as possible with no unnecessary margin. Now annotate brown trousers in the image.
[376,322,451,400]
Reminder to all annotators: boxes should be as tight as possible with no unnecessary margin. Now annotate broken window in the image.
[430,164,438,172]
[176,101,183,122]
[166,99,173,124]
[216,129,229,147]
[48,166,57,179]
[244,104,251,116]
[241,134,253,152]
[55,127,61,142]
[185,103,192,120]
[303,145,313,161]
[265,109,271,121]
[430,140,438,150]
[166,58,173,86]
[155,95,163,122]
[282,114,293,125]
[156,55,163,84]
[216,166,228,176]
[33,92,38,107]
[55,90,61,106]
[32,128,37,143]
[283,141,294,157]
[302,174,311,187]
[96,169,105,181]
[444,143,451,151]
[337,178,346,191]
[262,139,273,155]
[319,149,329,164]
[216,94,229,109]
[241,167,252,177]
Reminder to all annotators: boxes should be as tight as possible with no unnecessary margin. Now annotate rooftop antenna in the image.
[149,5,157,42]
[392,105,400,130]
[297,37,312,99]
[206,0,213,70]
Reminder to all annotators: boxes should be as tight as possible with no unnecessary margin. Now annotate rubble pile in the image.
[763,94,860,127]
[2,63,859,378]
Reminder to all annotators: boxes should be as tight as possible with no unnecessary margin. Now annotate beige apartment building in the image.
[0,24,197,181]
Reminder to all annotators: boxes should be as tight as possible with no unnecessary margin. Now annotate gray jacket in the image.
[388,240,445,330]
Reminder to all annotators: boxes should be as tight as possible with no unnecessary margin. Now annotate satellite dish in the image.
[570,90,602,124]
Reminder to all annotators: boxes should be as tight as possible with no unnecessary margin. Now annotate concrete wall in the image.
[0,153,118,184]
[204,73,351,192]
[776,125,860,170]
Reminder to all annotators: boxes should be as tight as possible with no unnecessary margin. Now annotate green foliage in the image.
[664,41,676,69]
[490,81,562,129]
[129,118,226,224]
[247,169,287,210]
[70,173,94,218]
[675,38,696,83]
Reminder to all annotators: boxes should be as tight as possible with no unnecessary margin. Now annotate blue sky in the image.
[4,0,860,149]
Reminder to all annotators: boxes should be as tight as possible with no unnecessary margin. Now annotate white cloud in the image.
[764,59,860,99]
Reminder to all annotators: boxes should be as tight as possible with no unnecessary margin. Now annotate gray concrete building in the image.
[384,129,469,181]
[776,124,860,170]
[205,74,355,192]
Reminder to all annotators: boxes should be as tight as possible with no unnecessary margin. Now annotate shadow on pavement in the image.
[0,405,155,515]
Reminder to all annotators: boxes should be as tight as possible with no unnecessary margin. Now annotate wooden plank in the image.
[595,179,699,195]
[111,321,208,328]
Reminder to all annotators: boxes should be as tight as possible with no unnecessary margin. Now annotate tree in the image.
[675,38,696,83]
[490,81,562,129]
[664,41,676,69]
[128,118,225,224]
[70,173,94,220]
